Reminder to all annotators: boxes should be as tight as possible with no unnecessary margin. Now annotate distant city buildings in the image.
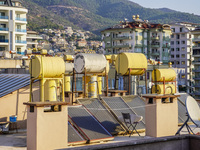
[101,15,172,64]
[27,31,42,49]
[170,22,198,93]
[0,0,28,57]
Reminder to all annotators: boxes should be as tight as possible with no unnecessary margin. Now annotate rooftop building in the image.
[101,15,172,64]
[0,0,28,57]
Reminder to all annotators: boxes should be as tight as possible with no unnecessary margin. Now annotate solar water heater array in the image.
[77,98,125,135]
[0,74,30,98]
[101,97,145,130]
[68,105,114,143]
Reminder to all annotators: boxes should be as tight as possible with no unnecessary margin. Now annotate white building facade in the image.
[0,0,28,57]
[170,22,197,93]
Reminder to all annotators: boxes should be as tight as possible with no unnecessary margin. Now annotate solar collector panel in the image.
[77,98,125,134]
[68,105,113,142]
[101,97,145,130]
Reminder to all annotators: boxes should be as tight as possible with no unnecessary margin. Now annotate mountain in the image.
[22,0,200,35]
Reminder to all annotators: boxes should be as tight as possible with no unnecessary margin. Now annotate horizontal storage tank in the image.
[29,56,65,78]
[111,54,118,66]
[65,63,74,74]
[152,69,176,82]
[74,53,107,74]
[64,55,74,61]
[152,84,176,94]
[115,53,147,75]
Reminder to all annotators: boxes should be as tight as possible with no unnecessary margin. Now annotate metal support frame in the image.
[175,115,194,135]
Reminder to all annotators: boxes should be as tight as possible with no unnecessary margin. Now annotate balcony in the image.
[15,17,27,21]
[135,44,143,48]
[15,29,26,32]
[15,40,27,44]
[0,39,8,43]
[163,36,170,41]
[113,43,132,48]
[113,36,132,40]
[194,84,200,88]
[151,52,159,56]
[192,38,200,42]
[151,36,159,40]
[151,44,160,48]
[193,69,200,72]
[0,16,8,19]
[162,44,170,48]
[0,28,8,31]
[193,45,200,49]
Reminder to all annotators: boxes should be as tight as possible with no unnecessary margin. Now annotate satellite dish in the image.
[186,96,200,127]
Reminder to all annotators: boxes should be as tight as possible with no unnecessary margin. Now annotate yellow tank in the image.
[111,54,118,66]
[44,80,57,101]
[64,76,71,92]
[152,84,176,94]
[89,76,97,98]
[40,49,47,55]
[97,77,102,95]
[152,69,176,82]
[82,76,91,97]
[105,55,112,64]
[64,55,74,61]
[29,55,65,79]
[102,60,110,75]
[115,53,147,75]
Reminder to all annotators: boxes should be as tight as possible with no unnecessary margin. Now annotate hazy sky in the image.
[130,0,200,15]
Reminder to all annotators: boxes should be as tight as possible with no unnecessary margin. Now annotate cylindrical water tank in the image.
[29,56,65,79]
[25,49,32,55]
[152,69,176,82]
[152,84,176,94]
[97,77,102,95]
[65,63,74,74]
[115,53,147,75]
[64,55,74,61]
[44,80,57,101]
[82,76,91,97]
[74,53,107,73]
[40,49,47,55]
[111,54,118,66]
[64,76,71,92]
[89,76,97,98]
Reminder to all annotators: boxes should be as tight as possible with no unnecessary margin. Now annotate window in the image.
[181,34,185,37]
[0,24,6,28]
[0,12,5,16]
[176,48,180,51]
[171,34,174,38]
[16,14,20,18]
[171,48,174,51]
[17,25,21,29]
[180,27,183,32]
[171,55,174,58]
[181,40,185,44]
[177,61,180,64]
[172,62,174,65]
[0,1,5,5]
[17,48,21,52]
[176,34,180,39]
[181,47,185,51]
[176,41,180,45]
[0,47,5,51]
[171,41,174,45]
[181,61,185,65]
[172,28,175,32]
[181,54,185,58]
[181,75,185,79]
[176,54,180,58]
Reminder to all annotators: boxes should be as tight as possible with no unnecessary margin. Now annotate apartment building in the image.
[27,31,42,49]
[191,28,200,100]
[0,0,28,57]
[101,15,172,64]
[170,22,197,93]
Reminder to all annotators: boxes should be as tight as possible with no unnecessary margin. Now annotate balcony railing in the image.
[0,39,8,42]
[113,36,132,40]
[0,27,8,31]
[15,40,27,44]
[151,44,160,48]
[162,44,170,48]
[192,38,200,41]
[151,36,159,40]
[151,52,159,56]
[0,16,8,19]
[15,17,27,21]
[113,43,132,48]
[15,29,26,32]
[135,44,143,48]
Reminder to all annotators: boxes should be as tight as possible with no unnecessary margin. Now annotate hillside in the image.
[22,0,200,35]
